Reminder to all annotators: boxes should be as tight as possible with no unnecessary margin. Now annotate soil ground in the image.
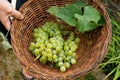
[0,36,24,80]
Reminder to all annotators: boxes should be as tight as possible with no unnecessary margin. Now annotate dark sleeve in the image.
[16,0,27,10]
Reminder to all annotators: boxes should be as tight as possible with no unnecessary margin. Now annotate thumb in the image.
[12,10,24,19]
[1,17,11,30]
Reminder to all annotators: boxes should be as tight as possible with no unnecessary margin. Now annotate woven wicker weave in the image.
[11,0,112,79]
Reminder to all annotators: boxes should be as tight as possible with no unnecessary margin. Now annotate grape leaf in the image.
[47,1,104,33]
[48,4,82,26]
[83,6,100,23]
[0,32,12,50]
[73,0,88,8]
[74,6,101,32]
[75,14,98,32]
[47,6,59,15]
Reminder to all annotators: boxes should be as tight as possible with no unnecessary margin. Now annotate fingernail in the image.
[20,15,24,19]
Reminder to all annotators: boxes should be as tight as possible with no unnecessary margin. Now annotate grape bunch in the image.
[29,22,80,72]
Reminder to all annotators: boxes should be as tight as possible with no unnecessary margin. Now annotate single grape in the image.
[71,58,77,64]
[64,46,69,51]
[64,62,70,68]
[40,56,47,64]
[47,43,52,49]
[58,62,64,67]
[33,48,40,56]
[29,46,34,51]
[71,52,76,58]
[66,50,72,56]
[34,28,39,33]
[30,42,35,48]
[75,37,80,44]
[47,53,53,58]
[53,54,57,59]
[48,57,53,62]
[35,42,41,48]
[60,66,66,72]
[58,57,63,62]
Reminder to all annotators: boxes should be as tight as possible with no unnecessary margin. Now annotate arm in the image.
[0,0,24,30]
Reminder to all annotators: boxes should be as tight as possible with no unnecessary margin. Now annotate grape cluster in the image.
[29,22,80,72]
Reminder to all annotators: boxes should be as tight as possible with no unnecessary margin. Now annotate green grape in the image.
[64,42,68,46]
[33,33,39,38]
[58,57,63,62]
[35,38,41,42]
[30,22,80,72]
[61,31,69,36]
[42,51,47,57]
[56,46,61,52]
[42,26,48,32]
[71,58,76,64]
[64,46,69,51]
[70,47,76,52]
[60,66,66,72]
[52,43,57,48]
[53,58,58,62]
[40,56,47,64]
[65,56,71,62]
[33,48,40,56]
[71,52,76,58]
[50,31,55,36]
[69,41,75,46]
[59,53,65,59]
[40,44,45,51]
[47,53,53,58]
[50,37,56,43]
[45,40,49,45]
[64,62,70,68]
[69,44,78,52]
[48,57,52,62]
[53,54,57,59]
[35,42,41,48]
[55,30,61,36]
[75,37,80,44]
[47,43,52,49]
[58,62,64,67]
[34,28,39,33]
[66,50,72,56]
[46,48,52,53]
[41,36,48,40]
[29,46,34,51]
[30,42,35,48]
[52,50,57,55]
[68,36,74,41]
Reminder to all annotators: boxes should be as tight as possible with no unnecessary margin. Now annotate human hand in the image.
[0,0,24,30]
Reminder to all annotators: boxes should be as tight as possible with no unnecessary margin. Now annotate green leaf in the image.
[73,0,88,8]
[0,32,12,50]
[56,4,82,26]
[84,6,100,23]
[47,6,59,15]
[75,14,98,32]
[47,1,104,33]
[74,6,101,32]
[97,15,106,26]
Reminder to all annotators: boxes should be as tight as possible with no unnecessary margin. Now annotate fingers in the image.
[0,0,24,31]
[12,10,24,19]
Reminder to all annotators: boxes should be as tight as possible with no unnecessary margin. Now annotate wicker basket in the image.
[11,0,112,79]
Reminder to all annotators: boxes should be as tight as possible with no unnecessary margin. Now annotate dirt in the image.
[0,36,24,80]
